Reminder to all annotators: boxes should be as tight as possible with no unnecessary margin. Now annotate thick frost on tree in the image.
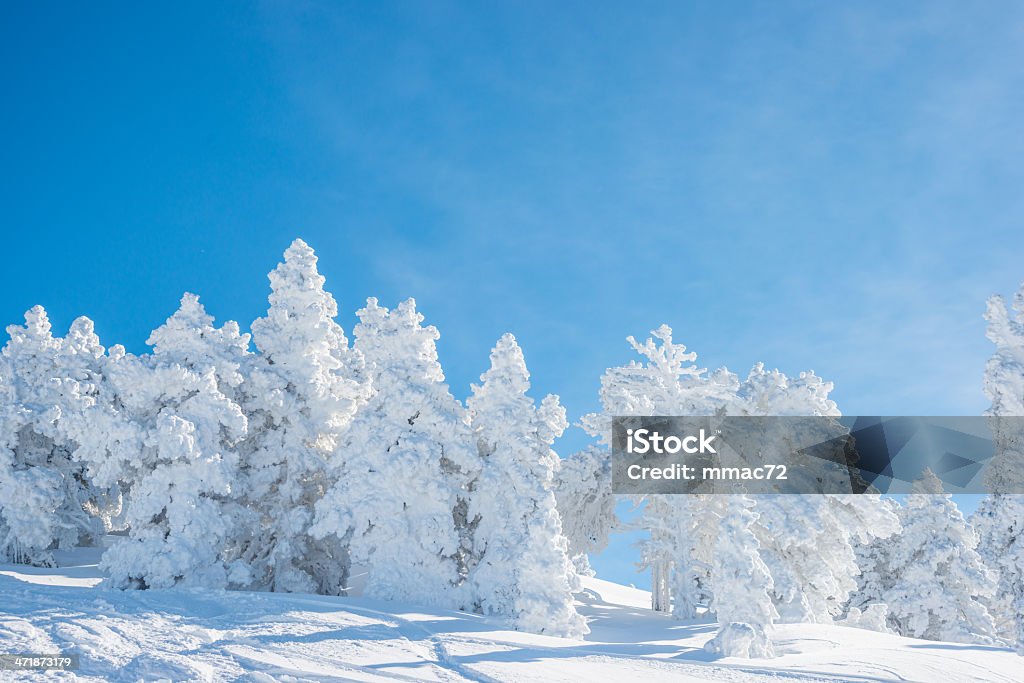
[582,325,738,614]
[735,364,899,623]
[0,308,105,566]
[313,298,477,607]
[466,334,587,637]
[582,325,895,626]
[704,495,778,658]
[240,239,368,594]
[847,496,901,623]
[581,324,739,439]
[974,494,1024,651]
[645,494,717,620]
[974,285,1024,652]
[876,471,997,643]
[87,295,250,589]
[555,446,616,577]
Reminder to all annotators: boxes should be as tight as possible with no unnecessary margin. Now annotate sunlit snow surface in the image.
[0,548,1019,682]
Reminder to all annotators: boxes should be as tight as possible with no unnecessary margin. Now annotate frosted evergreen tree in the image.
[974,284,1024,652]
[149,293,251,402]
[974,494,1024,651]
[240,239,368,594]
[555,445,616,576]
[704,495,778,658]
[582,324,894,625]
[466,334,587,637]
[880,470,997,643]
[312,298,477,607]
[581,324,738,614]
[847,496,901,629]
[736,363,899,623]
[0,307,105,566]
[90,294,250,589]
[650,494,716,620]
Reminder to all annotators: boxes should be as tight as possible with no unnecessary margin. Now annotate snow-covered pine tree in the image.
[581,324,738,615]
[656,493,713,620]
[704,495,778,658]
[0,307,105,566]
[240,239,368,594]
[312,298,477,607]
[466,333,587,637]
[974,494,1024,651]
[880,470,997,643]
[973,284,1024,653]
[736,363,899,623]
[91,294,250,589]
[843,510,898,634]
[583,325,897,630]
[554,445,616,577]
[845,496,900,629]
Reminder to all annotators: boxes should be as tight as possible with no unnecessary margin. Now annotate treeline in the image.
[1,239,1022,657]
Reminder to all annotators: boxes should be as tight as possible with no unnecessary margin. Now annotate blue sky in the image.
[3,2,1023,586]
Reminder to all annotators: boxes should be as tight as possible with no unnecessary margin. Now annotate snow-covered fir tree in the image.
[555,445,616,577]
[312,298,477,607]
[974,494,1024,651]
[735,363,899,624]
[240,239,368,594]
[466,333,587,637]
[583,324,895,632]
[0,308,105,566]
[581,324,738,615]
[873,470,997,643]
[88,295,250,589]
[703,495,778,658]
[974,284,1024,653]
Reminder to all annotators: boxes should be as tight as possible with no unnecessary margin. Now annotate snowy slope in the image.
[0,549,1019,682]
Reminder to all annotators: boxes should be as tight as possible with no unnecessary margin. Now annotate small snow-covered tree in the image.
[704,495,778,658]
[974,285,1024,652]
[0,308,105,566]
[466,334,587,637]
[880,470,997,643]
[313,298,477,607]
[847,497,901,623]
[240,239,368,594]
[555,445,616,576]
[90,294,250,589]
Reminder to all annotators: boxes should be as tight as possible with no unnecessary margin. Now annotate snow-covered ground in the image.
[0,549,1019,683]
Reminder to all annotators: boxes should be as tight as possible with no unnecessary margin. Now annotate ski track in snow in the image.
[0,553,1021,683]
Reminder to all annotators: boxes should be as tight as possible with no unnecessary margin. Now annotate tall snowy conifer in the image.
[312,298,477,607]
[466,334,587,637]
[584,325,897,634]
[582,325,738,615]
[241,239,368,594]
[973,284,1024,653]
[736,364,899,623]
[0,308,105,565]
